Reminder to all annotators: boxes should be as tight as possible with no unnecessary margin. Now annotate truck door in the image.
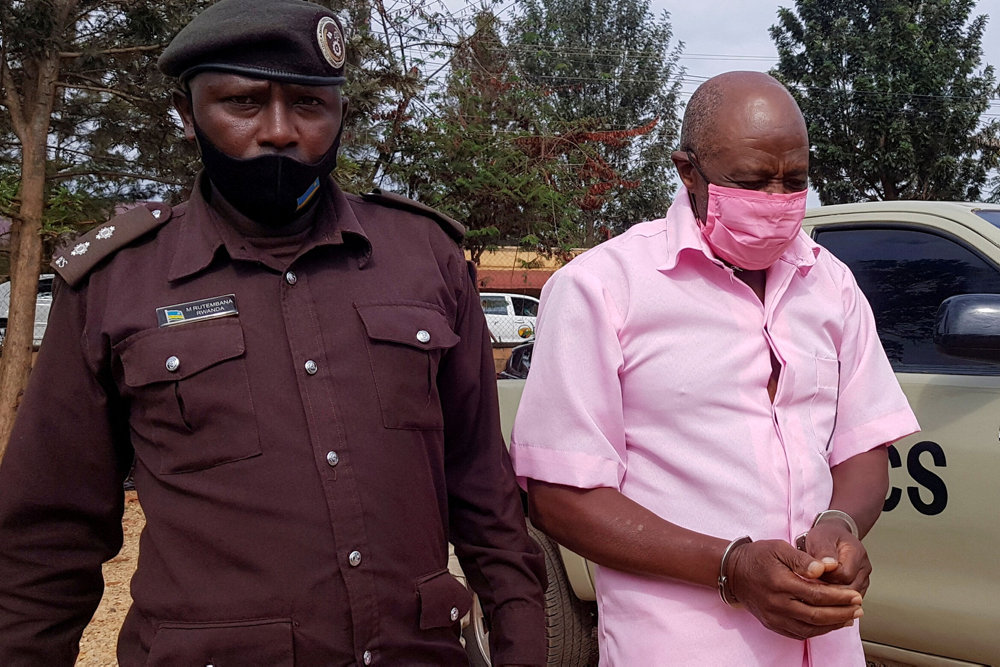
[812,220,1000,665]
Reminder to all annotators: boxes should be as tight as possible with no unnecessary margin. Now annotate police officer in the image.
[0,1,546,664]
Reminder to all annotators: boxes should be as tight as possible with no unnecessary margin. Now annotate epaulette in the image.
[361,189,465,242]
[51,202,173,287]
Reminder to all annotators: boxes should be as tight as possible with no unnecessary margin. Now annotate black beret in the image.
[158,0,347,86]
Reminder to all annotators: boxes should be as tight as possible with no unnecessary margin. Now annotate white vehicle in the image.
[479,292,539,343]
[0,273,54,348]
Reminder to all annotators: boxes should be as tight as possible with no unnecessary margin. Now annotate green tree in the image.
[336,0,472,194]
[509,0,684,237]
[771,0,1000,204]
[390,11,590,263]
[0,0,218,456]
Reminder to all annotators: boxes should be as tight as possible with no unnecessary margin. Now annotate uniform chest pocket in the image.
[115,318,261,474]
[809,356,841,455]
[356,303,460,430]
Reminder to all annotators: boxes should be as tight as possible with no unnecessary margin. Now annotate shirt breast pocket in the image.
[115,318,261,474]
[809,356,841,454]
[356,302,460,430]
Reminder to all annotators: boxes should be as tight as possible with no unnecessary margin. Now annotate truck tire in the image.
[462,593,491,667]
[462,524,599,666]
[528,523,599,666]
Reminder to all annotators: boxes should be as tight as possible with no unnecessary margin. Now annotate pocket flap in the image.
[416,569,473,630]
[356,303,460,351]
[117,318,246,387]
[147,618,293,667]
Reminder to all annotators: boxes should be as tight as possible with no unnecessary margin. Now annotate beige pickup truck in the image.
[458,201,1000,666]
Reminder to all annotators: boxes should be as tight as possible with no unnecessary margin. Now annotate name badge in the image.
[156,294,238,327]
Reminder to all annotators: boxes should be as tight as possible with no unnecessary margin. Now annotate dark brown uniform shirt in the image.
[0,177,546,665]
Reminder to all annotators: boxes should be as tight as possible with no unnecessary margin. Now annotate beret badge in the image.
[317,16,346,70]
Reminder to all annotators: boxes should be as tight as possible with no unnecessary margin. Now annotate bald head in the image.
[680,71,806,159]
[671,71,810,223]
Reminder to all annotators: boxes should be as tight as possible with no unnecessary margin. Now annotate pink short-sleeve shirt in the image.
[510,189,919,666]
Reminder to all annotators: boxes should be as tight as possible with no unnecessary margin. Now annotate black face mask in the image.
[193,120,343,227]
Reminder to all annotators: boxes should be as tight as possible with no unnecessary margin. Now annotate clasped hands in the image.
[725,519,869,640]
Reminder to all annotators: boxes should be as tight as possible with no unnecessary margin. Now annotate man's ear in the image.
[671,150,698,190]
[172,89,196,142]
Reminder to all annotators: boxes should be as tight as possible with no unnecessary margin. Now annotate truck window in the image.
[814,226,1000,373]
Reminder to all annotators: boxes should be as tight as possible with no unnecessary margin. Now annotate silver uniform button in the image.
[304,360,318,375]
[349,550,362,567]
[416,329,431,344]
[449,606,459,622]
[165,356,180,372]
[285,271,297,285]
[326,451,339,467]
[363,650,372,665]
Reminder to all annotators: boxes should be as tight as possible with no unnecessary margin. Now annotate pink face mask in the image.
[700,183,807,270]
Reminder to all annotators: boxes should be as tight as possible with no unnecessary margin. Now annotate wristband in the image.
[718,535,752,607]
[812,509,859,538]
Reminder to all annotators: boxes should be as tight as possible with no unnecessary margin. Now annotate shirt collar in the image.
[657,185,821,276]
[168,173,372,281]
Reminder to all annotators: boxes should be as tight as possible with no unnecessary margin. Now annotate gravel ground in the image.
[76,490,144,667]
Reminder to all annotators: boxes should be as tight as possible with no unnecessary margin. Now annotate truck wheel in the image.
[528,523,599,666]
[461,524,599,666]
[462,593,491,667]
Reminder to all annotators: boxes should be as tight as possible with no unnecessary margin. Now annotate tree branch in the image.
[0,200,21,222]
[59,43,165,59]
[47,169,186,187]
[55,81,149,105]
[0,46,26,140]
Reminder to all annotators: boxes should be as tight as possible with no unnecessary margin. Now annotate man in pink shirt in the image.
[509,71,919,665]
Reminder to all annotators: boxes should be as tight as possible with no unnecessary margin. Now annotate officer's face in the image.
[175,72,344,164]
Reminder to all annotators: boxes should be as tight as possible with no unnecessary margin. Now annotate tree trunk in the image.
[0,0,73,460]
[0,138,47,461]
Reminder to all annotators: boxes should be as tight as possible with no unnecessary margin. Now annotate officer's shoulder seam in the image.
[51,202,174,288]
[357,189,465,242]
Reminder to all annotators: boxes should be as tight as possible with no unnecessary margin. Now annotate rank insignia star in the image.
[96,226,115,240]
[71,242,90,256]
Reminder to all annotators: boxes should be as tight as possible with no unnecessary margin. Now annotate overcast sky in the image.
[664,0,1000,114]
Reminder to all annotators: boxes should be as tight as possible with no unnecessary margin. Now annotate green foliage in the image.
[333,0,463,194]
[388,12,588,262]
[771,0,1000,203]
[1,0,211,224]
[509,0,684,234]
[0,168,111,262]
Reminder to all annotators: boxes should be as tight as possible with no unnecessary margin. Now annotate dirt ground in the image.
[75,490,144,667]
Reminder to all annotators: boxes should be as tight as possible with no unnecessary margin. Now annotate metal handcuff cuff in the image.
[718,510,859,608]
[795,509,859,551]
[717,535,752,607]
